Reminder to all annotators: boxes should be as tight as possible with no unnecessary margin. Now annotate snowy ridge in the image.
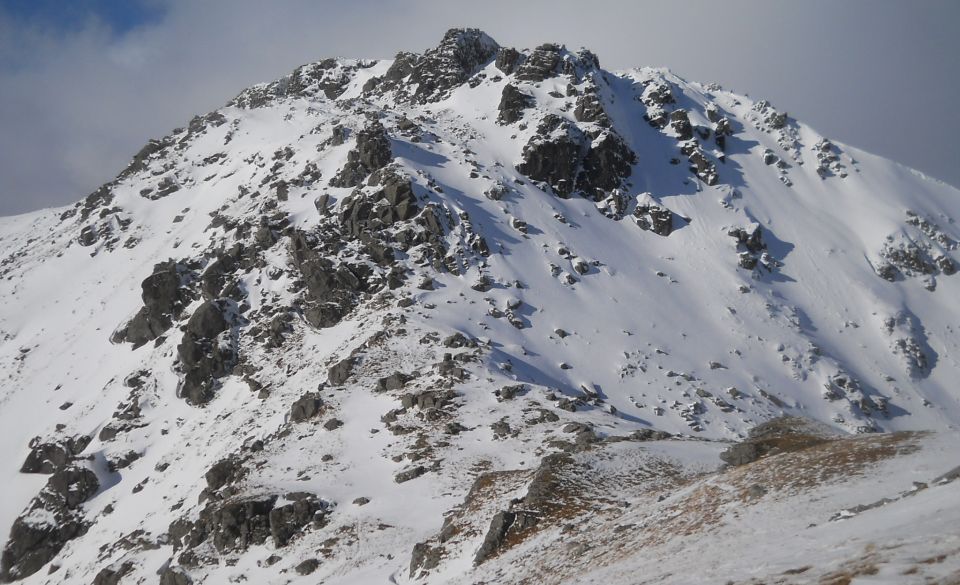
[0,28,958,584]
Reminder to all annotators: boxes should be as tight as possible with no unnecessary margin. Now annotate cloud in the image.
[1,0,958,215]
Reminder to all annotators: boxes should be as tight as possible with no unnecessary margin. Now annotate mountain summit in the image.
[1,28,959,584]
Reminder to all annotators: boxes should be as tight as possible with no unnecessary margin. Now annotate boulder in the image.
[290,393,324,422]
[497,84,534,125]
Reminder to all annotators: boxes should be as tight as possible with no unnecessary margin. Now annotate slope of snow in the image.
[0,28,958,585]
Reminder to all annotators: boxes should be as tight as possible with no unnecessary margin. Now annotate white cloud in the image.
[1,0,957,215]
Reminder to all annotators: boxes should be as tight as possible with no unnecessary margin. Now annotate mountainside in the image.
[1,28,959,584]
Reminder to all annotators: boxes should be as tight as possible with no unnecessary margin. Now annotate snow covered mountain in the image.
[1,28,959,584]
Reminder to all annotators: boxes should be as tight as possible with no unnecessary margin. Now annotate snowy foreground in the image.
[0,28,958,584]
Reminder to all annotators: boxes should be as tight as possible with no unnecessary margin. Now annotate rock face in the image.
[19,436,90,474]
[634,198,677,236]
[517,115,584,197]
[517,114,635,199]
[177,300,239,405]
[515,44,562,82]
[329,121,393,188]
[407,28,499,103]
[0,466,99,581]
[113,261,194,347]
[169,493,329,563]
[497,84,534,125]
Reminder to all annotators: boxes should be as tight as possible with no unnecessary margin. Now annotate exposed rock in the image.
[290,393,324,422]
[295,559,320,575]
[20,436,90,474]
[327,357,355,386]
[517,115,584,197]
[494,47,523,74]
[159,566,194,585]
[634,198,676,236]
[407,28,499,103]
[329,121,393,188]
[497,84,534,125]
[177,300,239,406]
[0,466,100,581]
[516,44,562,82]
[113,261,194,348]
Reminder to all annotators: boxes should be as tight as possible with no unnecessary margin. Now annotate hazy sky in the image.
[0,0,957,216]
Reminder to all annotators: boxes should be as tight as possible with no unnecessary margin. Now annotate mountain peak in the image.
[1,28,959,585]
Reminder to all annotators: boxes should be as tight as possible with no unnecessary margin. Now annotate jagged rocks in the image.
[669,109,694,141]
[170,493,329,561]
[407,28,499,103]
[517,114,634,199]
[497,84,534,125]
[728,225,781,271]
[0,466,100,581]
[290,393,324,422]
[20,435,90,474]
[329,121,393,188]
[205,457,245,492]
[634,197,678,237]
[517,115,583,197]
[579,131,635,198]
[338,168,419,238]
[327,357,355,386]
[113,261,195,348]
[515,43,562,82]
[494,47,522,75]
[159,566,193,585]
[177,300,240,405]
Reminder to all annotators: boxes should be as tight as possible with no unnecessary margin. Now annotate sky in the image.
[0,0,957,216]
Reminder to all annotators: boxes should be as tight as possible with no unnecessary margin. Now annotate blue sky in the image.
[1,0,164,34]
[0,0,958,215]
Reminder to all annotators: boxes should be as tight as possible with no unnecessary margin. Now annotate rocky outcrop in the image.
[497,84,534,125]
[169,493,330,564]
[329,121,393,188]
[20,435,91,474]
[634,197,678,237]
[406,28,499,103]
[177,300,240,405]
[113,261,195,348]
[0,466,100,581]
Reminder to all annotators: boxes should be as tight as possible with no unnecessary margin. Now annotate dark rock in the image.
[290,393,324,422]
[327,357,355,386]
[377,372,412,392]
[442,332,476,348]
[516,115,584,197]
[495,47,523,74]
[92,562,134,585]
[329,121,393,188]
[409,541,442,577]
[177,300,238,405]
[205,457,245,491]
[574,92,608,125]
[113,261,194,348]
[20,436,90,474]
[323,418,343,431]
[295,559,320,575]
[408,28,499,103]
[634,201,676,236]
[516,44,562,82]
[0,466,100,581]
[497,84,534,125]
[669,109,693,141]
[269,494,328,547]
[578,131,635,197]
[159,566,193,585]
[395,465,427,483]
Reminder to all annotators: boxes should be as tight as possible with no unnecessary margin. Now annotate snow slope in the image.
[0,28,958,585]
